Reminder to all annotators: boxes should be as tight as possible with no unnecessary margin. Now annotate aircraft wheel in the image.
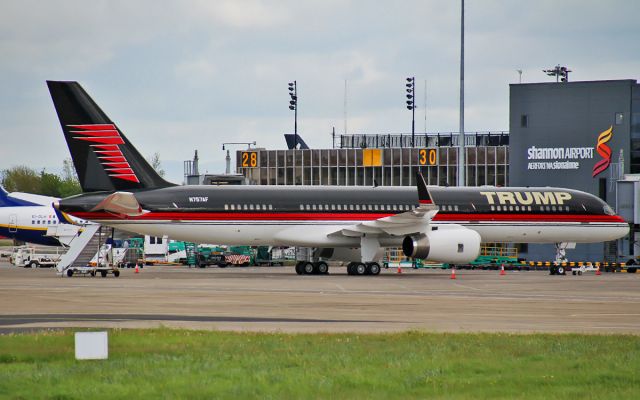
[315,261,329,275]
[303,262,315,275]
[113,270,120,277]
[101,270,108,278]
[355,263,367,275]
[66,269,74,277]
[346,262,356,275]
[368,262,381,276]
[295,262,304,275]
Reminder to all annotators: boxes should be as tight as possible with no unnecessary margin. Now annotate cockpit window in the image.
[603,204,616,216]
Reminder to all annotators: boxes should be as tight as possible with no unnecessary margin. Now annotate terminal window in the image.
[615,112,624,125]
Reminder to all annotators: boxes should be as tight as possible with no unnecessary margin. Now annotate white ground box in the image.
[75,331,108,360]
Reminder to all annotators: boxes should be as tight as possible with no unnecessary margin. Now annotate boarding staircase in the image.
[45,224,81,246]
[55,224,103,274]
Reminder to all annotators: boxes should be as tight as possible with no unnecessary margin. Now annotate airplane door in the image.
[9,214,18,233]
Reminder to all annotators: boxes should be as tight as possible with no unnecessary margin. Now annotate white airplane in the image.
[48,81,630,276]
[0,185,81,246]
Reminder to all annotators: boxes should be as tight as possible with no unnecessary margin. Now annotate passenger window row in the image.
[32,218,58,225]
[224,204,274,211]
[221,204,417,212]
[297,204,414,212]
[488,205,571,212]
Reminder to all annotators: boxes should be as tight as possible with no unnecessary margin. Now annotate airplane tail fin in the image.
[0,186,17,207]
[46,81,175,193]
[416,172,434,205]
[0,185,37,207]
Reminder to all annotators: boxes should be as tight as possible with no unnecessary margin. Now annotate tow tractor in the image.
[571,265,599,275]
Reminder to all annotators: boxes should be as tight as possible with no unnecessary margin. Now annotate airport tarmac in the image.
[0,261,639,334]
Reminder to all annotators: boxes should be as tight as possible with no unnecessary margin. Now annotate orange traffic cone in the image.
[500,265,506,276]
[450,267,456,279]
[135,264,140,274]
[596,266,601,276]
[397,263,403,274]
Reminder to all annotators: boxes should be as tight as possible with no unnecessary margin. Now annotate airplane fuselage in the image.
[59,185,629,247]
[0,206,64,246]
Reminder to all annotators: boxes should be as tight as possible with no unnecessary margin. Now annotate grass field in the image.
[1,329,639,399]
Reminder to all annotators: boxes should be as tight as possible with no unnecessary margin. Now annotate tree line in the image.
[1,153,164,198]
[1,159,81,198]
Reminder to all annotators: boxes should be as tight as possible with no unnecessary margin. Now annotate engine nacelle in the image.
[402,227,481,264]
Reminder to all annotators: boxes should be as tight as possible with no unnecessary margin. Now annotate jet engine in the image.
[402,227,481,264]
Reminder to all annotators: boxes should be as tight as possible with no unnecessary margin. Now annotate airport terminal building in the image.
[509,79,640,261]
[233,79,639,262]
[237,132,509,187]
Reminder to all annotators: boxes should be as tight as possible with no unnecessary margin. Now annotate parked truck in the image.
[12,247,62,268]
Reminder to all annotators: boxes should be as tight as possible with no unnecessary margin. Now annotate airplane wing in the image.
[331,204,438,237]
[329,172,438,238]
[90,191,147,217]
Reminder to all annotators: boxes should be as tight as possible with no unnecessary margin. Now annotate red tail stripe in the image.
[92,145,120,151]
[102,162,131,168]
[99,156,127,163]
[106,168,135,175]
[70,130,119,137]
[95,150,123,156]
[68,124,116,130]
[76,136,125,145]
[109,174,140,183]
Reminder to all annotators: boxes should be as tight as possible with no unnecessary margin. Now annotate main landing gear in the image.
[295,261,329,275]
[346,262,381,276]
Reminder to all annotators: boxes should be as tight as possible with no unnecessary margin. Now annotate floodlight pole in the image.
[406,77,416,147]
[458,0,465,187]
[294,81,298,147]
[288,81,298,149]
[411,78,416,147]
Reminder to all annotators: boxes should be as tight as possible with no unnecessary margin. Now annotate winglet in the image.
[416,172,434,205]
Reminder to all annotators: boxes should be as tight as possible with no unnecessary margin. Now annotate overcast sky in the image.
[1,0,639,183]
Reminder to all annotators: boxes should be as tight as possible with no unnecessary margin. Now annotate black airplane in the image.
[47,81,629,276]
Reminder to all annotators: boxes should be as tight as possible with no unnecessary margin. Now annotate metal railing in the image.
[334,131,509,149]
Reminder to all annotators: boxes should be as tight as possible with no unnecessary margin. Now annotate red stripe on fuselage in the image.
[67,211,626,223]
